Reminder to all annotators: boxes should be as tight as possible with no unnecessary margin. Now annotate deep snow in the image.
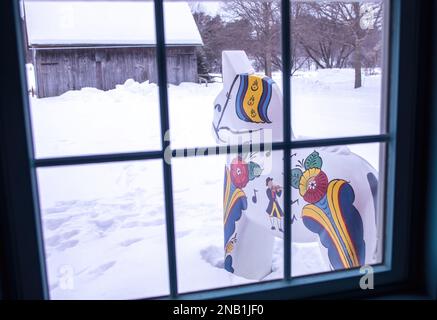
[30,69,383,299]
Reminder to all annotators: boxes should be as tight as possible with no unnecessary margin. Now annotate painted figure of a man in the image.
[265,177,284,232]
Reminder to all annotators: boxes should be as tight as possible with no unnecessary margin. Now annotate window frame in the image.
[0,0,427,299]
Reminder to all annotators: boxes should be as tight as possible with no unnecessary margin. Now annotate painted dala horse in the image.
[213,51,382,280]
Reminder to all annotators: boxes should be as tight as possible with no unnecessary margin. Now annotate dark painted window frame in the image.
[0,0,435,300]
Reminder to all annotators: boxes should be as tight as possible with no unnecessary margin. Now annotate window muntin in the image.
[17,0,392,299]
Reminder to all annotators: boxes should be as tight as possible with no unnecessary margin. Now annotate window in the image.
[0,0,421,299]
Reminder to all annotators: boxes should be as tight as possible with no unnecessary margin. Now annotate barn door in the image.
[166,55,183,85]
[36,50,98,97]
[73,50,98,90]
[37,61,62,97]
[166,48,197,85]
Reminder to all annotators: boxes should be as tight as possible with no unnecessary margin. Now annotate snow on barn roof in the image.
[24,1,203,47]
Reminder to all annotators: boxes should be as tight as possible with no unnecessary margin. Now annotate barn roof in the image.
[24,1,203,47]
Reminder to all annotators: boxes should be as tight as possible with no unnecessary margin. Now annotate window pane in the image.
[290,0,387,140]
[291,143,385,277]
[21,0,161,158]
[165,0,284,149]
[37,160,169,299]
[172,151,284,293]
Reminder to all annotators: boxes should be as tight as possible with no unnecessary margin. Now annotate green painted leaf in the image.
[291,168,303,189]
[304,151,323,170]
[248,162,263,181]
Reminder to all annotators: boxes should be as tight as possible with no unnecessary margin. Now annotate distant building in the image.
[23,1,203,97]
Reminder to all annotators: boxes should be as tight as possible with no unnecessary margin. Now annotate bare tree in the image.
[191,1,383,87]
[294,4,355,70]
[225,0,281,77]
[192,11,253,74]
[192,12,224,74]
[309,2,383,88]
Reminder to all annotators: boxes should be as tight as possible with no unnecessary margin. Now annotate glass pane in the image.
[172,150,284,293]
[165,0,284,149]
[290,0,388,140]
[21,0,161,158]
[291,143,385,277]
[37,160,169,299]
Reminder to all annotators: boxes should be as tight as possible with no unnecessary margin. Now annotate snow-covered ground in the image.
[30,69,383,299]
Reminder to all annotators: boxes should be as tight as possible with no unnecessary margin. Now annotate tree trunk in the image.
[262,2,273,78]
[265,47,272,78]
[353,38,362,89]
[353,2,362,89]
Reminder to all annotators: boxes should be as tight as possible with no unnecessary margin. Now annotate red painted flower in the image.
[299,168,328,203]
[230,157,249,189]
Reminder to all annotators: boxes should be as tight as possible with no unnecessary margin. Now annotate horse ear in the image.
[222,51,254,92]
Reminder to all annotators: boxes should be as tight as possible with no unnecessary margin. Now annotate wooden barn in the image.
[23,1,203,97]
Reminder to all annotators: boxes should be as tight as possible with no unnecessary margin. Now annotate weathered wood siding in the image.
[166,47,198,84]
[34,46,198,97]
